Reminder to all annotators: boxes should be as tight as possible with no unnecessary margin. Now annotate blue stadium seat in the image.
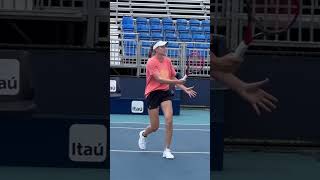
[179,33,192,42]
[201,19,210,27]
[190,26,203,35]
[176,19,188,26]
[189,19,200,27]
[122,23,134,32]
[163,25,175,33]
[139,33,150,40]
[194,43,210,57]
[203,26,210,34]
[141,41,153,56]
[124,47,136,56]
[136,17,148,25]
[151,33,163,40]
[162,17,173,25]
[177,26,189,34]
[167,42,180,57]
[150,18,161,25]
[165,33,177,41]
[205,33,210,42]
[123,41,137,56]
[167,50,179,57]
[193,34,206,42]
[167,42,179,48]
[122,16,134,24]
[123,33,136,39]
[137,24,150,33]
[190,38,209,57]
[141,47,150,57]
[186,43,194,48]
[123,40,137,47]
[186,43,195,57]
[141,41,153,47]
[195,43,210,49]
[150,24,162,33]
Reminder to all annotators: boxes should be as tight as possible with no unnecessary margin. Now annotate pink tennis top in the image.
[144,56,176,97]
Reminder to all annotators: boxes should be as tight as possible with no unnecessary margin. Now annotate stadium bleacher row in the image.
[110,0,210,77]
[120,16,210,57]
[122,16,210,41]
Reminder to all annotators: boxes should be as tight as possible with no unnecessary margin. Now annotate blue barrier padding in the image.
[110,89,181,115]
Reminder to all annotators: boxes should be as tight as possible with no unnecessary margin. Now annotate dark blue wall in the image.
[0,49,108,168]
[223,54,320,143]
[29,49,107,116]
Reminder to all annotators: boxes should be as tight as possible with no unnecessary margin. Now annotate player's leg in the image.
[138,91,161,150]
[144,107,160,135]
[138,107,160,150]
[161,99,174,159]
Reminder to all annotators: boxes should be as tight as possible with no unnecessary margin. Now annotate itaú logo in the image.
[131,100,144,113]
[69,124,107,162]
[110,80,117,92]
[0,59,20,95]
[71,142,104,156]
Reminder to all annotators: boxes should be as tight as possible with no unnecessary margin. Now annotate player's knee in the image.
[165,118,173,127]
[164,113,173,122]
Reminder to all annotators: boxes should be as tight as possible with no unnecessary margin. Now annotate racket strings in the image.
[187,51,204,74]
[250,0,299,34]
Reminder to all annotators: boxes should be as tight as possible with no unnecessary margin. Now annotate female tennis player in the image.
[138,41,196,159]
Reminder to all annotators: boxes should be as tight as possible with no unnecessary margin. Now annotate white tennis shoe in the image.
[138,130,147,150]
[162,148,175,159]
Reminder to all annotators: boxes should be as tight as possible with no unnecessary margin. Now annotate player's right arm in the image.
[211,52,242,73]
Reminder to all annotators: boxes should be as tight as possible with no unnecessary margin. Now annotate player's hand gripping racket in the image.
[234,0,300,59]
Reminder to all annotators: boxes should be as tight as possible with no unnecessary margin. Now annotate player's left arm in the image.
[172,73,196,98]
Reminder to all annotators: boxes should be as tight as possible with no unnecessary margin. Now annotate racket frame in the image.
[185,50,205,75]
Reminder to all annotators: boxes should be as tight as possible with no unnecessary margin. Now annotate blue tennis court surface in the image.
[110,108,210,180]
[110,108,210,125]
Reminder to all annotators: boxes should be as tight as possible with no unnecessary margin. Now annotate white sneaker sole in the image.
[162,153,174,159]
[139,145,146,150]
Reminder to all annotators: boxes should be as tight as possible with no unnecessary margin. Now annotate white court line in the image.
[111,149,210,154]
[111,122,210,126]
[110,126,210,132]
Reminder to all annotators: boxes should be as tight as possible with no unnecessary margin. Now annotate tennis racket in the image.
[185,50,205,76]
[234,0,300,59]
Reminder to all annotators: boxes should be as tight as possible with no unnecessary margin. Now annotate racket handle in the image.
[234,41,248,61]
[175,72,182,79]
[179,75,187,82]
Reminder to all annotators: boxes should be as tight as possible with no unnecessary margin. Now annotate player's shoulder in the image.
[147,56,156,65]
[165,56,172,63]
